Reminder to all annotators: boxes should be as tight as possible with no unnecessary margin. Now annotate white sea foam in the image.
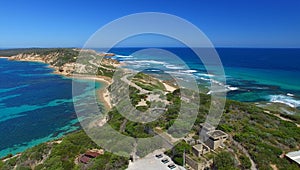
[269,95,300,108]
[122,58,187,71]
[225,85,239,91]
[179,70,198,73]
[205,77,238,95]
[164,64,185,70]
[165,71,193,76]
[116,55,133,58]
[287,93,295,97]
[124,61,150,66]
[124,60,166,65]
[210,79,224,86]
[139,60,166,65]
[207,85,239,95]
[199,77,210,81]
[147,69,161,72]
[207,89,227,95]
[195,73,215,77]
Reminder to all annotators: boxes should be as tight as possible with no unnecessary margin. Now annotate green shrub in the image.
[214,151,237,170]
[239,155,251,169]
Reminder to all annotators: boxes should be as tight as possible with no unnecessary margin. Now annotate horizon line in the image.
[1,46,300,50]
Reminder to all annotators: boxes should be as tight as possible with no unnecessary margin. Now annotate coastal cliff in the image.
[8,48,118,76]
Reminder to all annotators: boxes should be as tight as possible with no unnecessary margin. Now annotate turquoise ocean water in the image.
[0,58,103,157]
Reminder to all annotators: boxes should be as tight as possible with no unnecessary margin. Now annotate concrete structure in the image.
[205,130,228,150]
[127,150,185,170]
[286,150,300,165]
[185,155,211,170]
[183,124,228,170]
[192,143,210,157]
[199,123,215,141]
[199,123,228,150]
[199,123,215,134]
[184,138,196,146]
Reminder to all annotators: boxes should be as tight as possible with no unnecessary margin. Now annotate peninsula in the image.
[0,48,299,170]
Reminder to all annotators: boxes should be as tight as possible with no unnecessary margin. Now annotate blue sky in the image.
[0,0,300,48]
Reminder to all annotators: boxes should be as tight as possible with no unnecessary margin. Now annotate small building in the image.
[85,151,101,158]
[192,143,210,157]
[199,123,215,141]
[205,130,228,150]
[79,150,103,164]
[183,124,228,169]
[185,155,212,170]
[79,155,91,164]
[286,150,300,166]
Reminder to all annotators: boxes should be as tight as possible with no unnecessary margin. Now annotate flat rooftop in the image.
[286,150,300,165]
[207,130,227,138]
[193,144,203,151]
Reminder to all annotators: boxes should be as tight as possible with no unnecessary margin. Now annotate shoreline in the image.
[6,56,113,111]
[5,55,299,118]
[69,74,112,110]
[0,57,113,158]
[1,50,300,166]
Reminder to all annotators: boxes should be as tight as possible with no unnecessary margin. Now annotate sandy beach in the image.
[70,74,112,110]
[70,74,112,128]
[5,54,113,112]
[162,82,176,92]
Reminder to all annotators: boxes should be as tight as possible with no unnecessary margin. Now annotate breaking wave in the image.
[269,95,300,108]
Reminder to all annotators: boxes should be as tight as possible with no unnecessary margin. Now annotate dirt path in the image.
[121,74,150,94]
[120,119,128,132]
[229,136,257,170]
[264,110,300,127]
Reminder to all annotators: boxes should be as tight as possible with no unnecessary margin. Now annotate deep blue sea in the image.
[107,48,300,108]
[0,59,102,157]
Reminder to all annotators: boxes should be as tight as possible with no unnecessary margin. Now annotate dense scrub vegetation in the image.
[97,67,115,78]
[213,151,238,170]
[108,87,300,169]
[168,90,300,169]
[47,49,79,67]
[0,131,128,170]
[165,141,192,166]
[1,85,299,170]
[107,88,184,136]
[0,48,73,57]
[0,48,79,66]
[132,73,165,91]
[219,100,300,170]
